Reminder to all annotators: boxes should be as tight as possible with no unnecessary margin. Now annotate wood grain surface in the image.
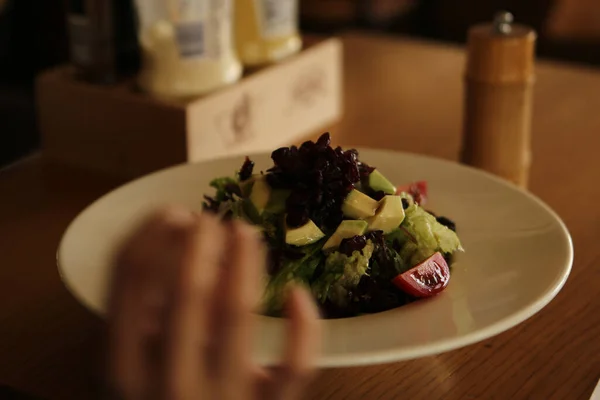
[1,33,600,400]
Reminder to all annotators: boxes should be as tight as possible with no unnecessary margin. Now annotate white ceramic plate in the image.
[58,149,573,367]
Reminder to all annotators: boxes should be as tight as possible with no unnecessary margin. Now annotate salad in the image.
[203,133,463,318]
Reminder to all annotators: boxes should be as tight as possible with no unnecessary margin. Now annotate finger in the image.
[267,286,322,400]
[108,207,196,399]
[161,212,226,400]
[211,221,265,399]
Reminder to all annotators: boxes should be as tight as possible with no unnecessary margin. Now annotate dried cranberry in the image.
[324,211,344,229]
[266,173,281,188]
[224,183,242,197]
[312,191,323,205]
[262,133,375,232]
[286,190,311,207]
[436,216,456,232]
[239,157,254,181]
[346,148,359,159]
[316,132,331,148]
[311,170,324,185]
[286,210,309,228]
[358,162,375,179]
[271,147,290,167]
[327,180,344,193]
[401,198,410,209]
[344,162,360,183]
[325,146,337,161]
[315,158,329,171]
[329,166,343,181]
[339,235,367,256]
[372,190,386,201]
[267,172,295,189]
[365,230,385,247]
[300,140,316,154]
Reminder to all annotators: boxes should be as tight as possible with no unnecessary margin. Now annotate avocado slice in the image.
[367,195,405,233]
[247,175,290,215]
[322,220,368,251]
[367,169,396,195]
[341,189,379,219]
[264,189,290,214]
[240,175,258,197]
[285,219,325,246]
[249,177,271,214]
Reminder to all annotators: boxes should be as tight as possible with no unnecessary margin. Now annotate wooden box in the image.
[36,38,343,178]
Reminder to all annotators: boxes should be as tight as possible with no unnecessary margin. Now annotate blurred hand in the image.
[107,207,321,400]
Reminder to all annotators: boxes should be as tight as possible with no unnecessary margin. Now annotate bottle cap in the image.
[466,11,536,83]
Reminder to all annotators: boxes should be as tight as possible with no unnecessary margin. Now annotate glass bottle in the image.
[234,0,302,67]
[134,0,242,99]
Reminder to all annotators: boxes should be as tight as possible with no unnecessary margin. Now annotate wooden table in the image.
[1,33,599,400]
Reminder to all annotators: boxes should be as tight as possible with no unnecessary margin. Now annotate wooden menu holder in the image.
[36,38,343,179]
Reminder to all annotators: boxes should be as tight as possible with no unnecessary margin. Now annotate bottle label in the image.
[175,22,206,58]
[173,0,232,59]
[256,0,297,39]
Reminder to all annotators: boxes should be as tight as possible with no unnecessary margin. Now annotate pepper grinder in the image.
[461,11,537,188]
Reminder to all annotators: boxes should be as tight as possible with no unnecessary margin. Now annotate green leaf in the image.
[259,211,280,241]
[400,203,463,266]
[385,227,413,248]
[209,176,239,202]
[261,241,325,315]
[311,241,375,307]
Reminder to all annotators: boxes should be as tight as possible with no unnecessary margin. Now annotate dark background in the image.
[1,0,598,168]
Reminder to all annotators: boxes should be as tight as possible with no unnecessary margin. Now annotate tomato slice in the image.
[392,252,450,297]
[395,181,428,205]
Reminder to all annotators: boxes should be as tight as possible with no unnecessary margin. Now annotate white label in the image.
[205,0,232,59]
[175,22,206,58]
[256,0,297,39]
[173,0,232,59]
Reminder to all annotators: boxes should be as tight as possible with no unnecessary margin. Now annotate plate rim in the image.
[57,148,574,367]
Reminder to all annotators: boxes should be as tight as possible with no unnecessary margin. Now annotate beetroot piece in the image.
[239,157,255,181]
[339,235,368,256]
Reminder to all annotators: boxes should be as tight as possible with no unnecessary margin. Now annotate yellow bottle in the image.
[135,0,242,100]
[234,0,302,67]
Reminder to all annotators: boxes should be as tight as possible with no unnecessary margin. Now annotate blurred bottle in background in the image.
[0,0,68,166]
[66,0,140,84]
[234,0,302,67]
[134,0,241,99]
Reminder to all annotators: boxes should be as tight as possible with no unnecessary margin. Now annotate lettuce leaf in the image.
[261,241,324,314]
[370,244,407,279]
[312,241,374,307]
[384,228,412,249]
[400,203,463,265]
[209,176,239,202]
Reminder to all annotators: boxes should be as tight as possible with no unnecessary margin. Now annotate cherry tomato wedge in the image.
[392,252,450,297]
[396,180,428,205]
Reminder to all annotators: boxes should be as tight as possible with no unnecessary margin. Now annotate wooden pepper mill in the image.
[461,11,537,188]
